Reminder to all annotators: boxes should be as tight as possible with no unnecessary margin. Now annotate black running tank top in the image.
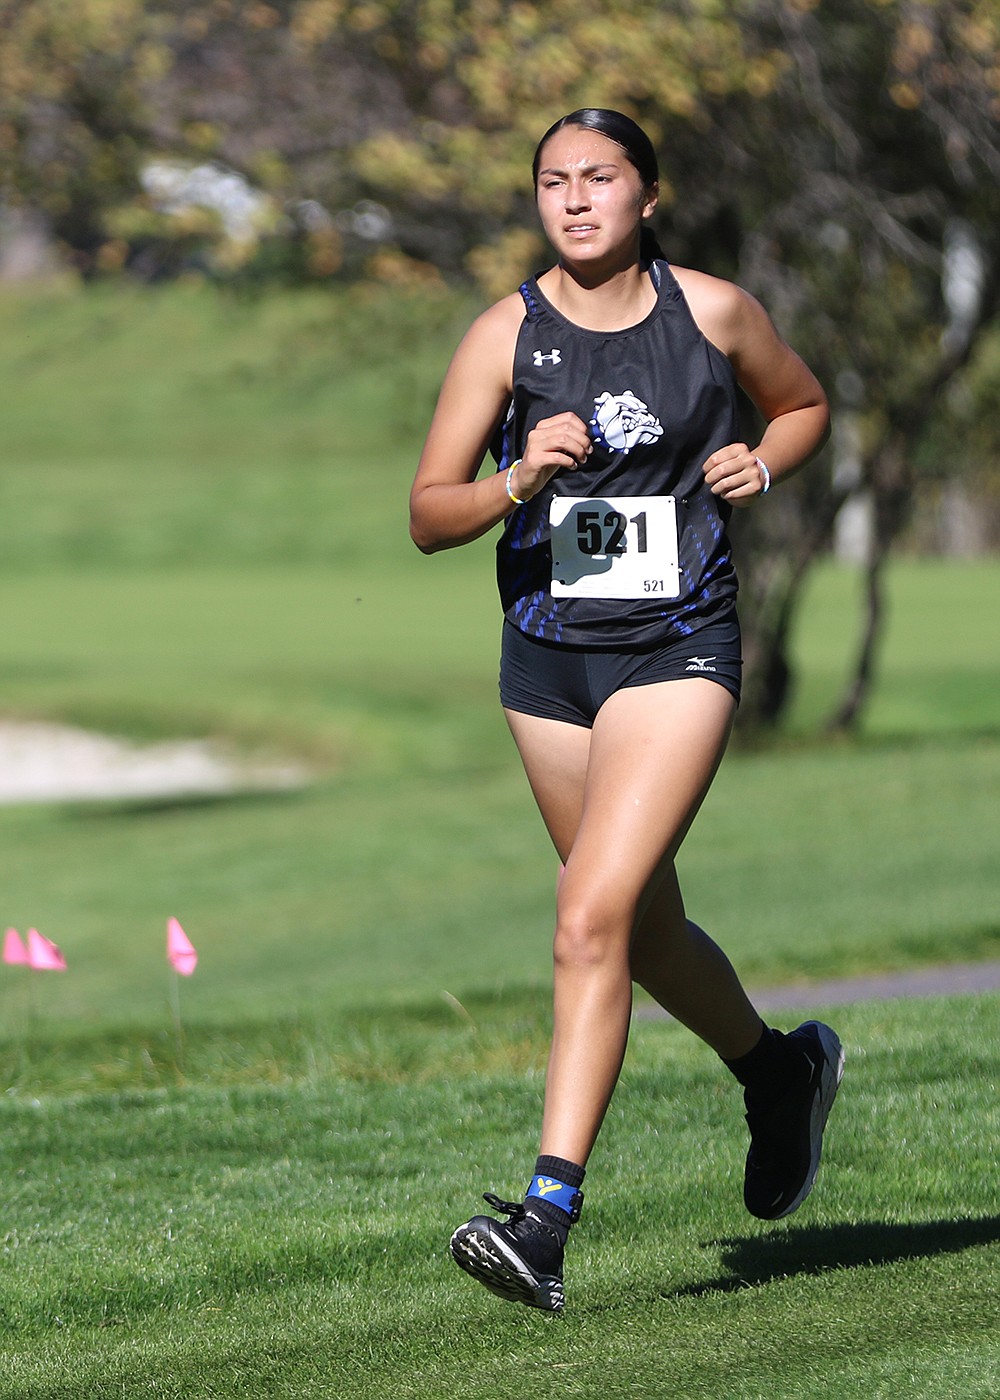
[494,260,740,648]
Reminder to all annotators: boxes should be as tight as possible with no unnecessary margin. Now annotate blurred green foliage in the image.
[5,1,1000,722]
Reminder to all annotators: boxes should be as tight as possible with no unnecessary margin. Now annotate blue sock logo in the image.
[526,1174,579,1217]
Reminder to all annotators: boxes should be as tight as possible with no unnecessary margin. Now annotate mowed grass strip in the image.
[1,997,997,1399]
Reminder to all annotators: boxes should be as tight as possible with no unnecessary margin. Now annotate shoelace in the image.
[482,1192,527,1221]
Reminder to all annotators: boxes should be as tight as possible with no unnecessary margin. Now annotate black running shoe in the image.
[743,1020,844,1221]
[450,1193,570,1312]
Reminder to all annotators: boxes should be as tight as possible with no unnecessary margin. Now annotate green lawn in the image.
[2,998,998,1398]
[0,281,997,1396]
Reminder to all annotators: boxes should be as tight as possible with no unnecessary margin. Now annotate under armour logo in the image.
[532,348,562,366]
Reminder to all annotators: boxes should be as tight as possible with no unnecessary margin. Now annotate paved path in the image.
[635,959,1000,1019]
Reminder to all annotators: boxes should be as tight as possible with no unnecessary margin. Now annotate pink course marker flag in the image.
[26,928,67,971]
[3,928,29,966]
[167,917,198,976]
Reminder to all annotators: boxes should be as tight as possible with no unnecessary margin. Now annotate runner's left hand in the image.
[702,444,767,506]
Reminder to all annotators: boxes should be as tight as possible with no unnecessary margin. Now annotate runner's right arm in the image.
[410,297,591,553]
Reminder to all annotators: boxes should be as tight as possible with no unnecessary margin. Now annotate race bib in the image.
[550,496,680,600]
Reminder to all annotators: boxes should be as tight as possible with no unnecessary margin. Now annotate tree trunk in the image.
[826,430,911,733]
[826,550,884,732]
[735,470,852,729]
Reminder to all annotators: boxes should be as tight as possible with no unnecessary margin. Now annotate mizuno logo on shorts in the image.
[685,656,718,672]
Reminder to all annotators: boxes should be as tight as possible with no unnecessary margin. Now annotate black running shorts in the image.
[499,613,742,727]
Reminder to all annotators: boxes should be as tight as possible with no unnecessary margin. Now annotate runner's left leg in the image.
[506,676,745,1166]
[630,864,763,1057]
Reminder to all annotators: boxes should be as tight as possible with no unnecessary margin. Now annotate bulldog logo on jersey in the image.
[590,390,663,454]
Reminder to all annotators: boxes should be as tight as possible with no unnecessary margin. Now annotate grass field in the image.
[0,281,997,1396]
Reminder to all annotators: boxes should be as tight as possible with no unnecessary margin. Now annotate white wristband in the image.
[755,457,772,495]
[505,461,527,506]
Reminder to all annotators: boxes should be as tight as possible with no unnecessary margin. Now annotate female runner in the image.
[410,108,844,1313]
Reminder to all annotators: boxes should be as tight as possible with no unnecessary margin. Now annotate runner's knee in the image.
[553,893,633,972]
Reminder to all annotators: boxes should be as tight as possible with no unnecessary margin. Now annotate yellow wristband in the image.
[506,461,527,506]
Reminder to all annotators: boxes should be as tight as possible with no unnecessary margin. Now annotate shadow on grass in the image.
[60,785,311,820]
[673,1215,1000,1297]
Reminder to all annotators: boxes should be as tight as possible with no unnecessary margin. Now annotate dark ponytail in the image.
[640,226,666,264]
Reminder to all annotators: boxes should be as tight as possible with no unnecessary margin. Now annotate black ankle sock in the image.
[722,1024,803,1097]
[524,1155,585,1243]
[534,1154,585,1190]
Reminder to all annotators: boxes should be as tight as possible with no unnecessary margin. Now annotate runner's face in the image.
[535,126,657,266]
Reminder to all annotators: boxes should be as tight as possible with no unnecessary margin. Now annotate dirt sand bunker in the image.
[0,720,307,804]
